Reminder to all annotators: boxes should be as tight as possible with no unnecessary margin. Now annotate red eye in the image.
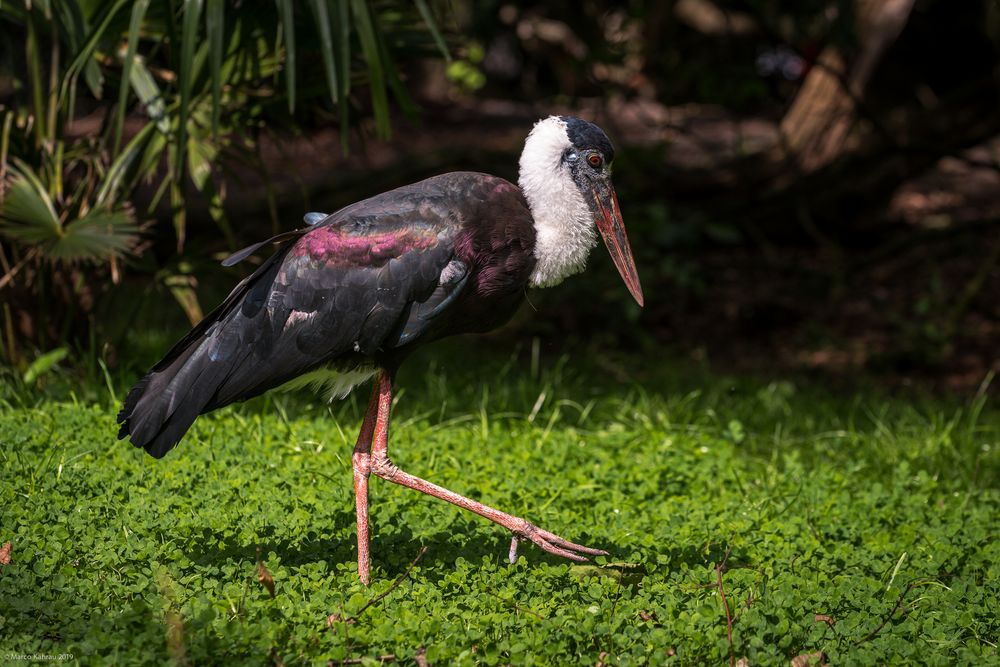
[588,154,603,167]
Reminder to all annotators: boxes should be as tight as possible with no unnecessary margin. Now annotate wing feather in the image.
[117,173,514,458]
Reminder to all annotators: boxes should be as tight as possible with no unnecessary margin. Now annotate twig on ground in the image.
[327,654,396,666]
[326,546,429,631]
[855,581,920,645]
[354,546,428,619]
[485,590,546,620]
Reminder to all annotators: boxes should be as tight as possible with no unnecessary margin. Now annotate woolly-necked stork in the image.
[118,116,643,583]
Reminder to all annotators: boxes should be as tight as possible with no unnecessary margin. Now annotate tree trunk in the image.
[778,0,917,172]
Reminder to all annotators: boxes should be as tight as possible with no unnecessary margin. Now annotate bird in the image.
[117,115,644,584]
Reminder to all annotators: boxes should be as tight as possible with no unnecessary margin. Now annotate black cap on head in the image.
[561,116,615,163]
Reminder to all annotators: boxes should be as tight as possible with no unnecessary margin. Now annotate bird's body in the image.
[120,172,535,457]
[118,116,643,583]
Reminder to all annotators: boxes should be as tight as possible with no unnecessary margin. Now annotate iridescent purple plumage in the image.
[294,226,440,264]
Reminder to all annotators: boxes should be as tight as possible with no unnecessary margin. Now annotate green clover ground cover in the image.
[1,352,998,665]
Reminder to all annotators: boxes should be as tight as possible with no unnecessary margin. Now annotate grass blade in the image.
[335,0,351,151]
[61,0,130,93]
[0,111,13,183]
[309,0,339,106]
[177,0,203,171]
[128,57,169,133]
[24,8,47,147]
[414,0,450,61]
[170,174,186,251]
[375,10,417,119]
[114,0,151,154]
[22,348,68,385]
[336,0,351,99]
[206,0,224,137]
[276,0,297,113]
[351,0,389,139]
[95,121,157,208]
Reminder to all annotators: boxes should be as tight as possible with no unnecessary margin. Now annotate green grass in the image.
[1,347,998,665]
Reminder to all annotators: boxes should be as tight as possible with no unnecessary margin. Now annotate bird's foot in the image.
[507,520,608,564]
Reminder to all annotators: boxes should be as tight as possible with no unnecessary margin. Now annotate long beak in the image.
[592,183,644,307]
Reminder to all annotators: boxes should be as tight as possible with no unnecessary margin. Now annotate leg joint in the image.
[352,451,371,477]
[371,454,400,481]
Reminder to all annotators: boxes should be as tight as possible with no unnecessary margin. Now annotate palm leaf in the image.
[414,0,450,61]
[113,0,151,153]
[375,9,417,119]
[1,162,139,263]
[128,56,170,133]
[0,165,61,244]
[51,1,102,105]
[186,126,217,192]
[1,111,14,180]
[24,8,47,146]
[50,209,140,262]
[206,0,225,137]
[95,121,158,209]
[309,0,340,106]
[176,0,204,187]
[61,0,131,100]
[276,0,297,113]
[351,0,390,138]
[336,0,351,146]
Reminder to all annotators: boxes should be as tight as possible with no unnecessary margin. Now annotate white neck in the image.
[518,117,597,288]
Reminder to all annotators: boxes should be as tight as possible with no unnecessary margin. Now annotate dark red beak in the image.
[592,183,644,307]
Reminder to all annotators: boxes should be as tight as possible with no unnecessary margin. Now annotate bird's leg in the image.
[352,379,381,586]
[368,373,608,565]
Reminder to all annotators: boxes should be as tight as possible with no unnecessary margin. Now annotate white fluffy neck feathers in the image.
[518,116,598,288]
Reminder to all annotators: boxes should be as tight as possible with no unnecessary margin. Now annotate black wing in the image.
[118,177,474,458]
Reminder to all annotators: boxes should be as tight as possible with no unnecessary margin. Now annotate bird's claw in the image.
[508,521,609,564]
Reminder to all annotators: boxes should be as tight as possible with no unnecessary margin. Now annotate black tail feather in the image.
[117,243,295,458]
[117,341,215,458]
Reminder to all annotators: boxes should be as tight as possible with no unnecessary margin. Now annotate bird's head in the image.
[519,116,644,306]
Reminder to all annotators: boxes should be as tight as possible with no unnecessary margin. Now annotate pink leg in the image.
[366,373,607,569]
[352,381,380,585]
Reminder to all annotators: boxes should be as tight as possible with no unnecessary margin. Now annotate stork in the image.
[118,116,644,584]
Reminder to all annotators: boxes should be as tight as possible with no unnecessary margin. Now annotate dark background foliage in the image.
[2,0,999,394]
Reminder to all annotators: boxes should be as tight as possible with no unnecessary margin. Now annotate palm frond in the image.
[352,0,390,139]
[113,0,152,152]
[1,164,140,263]
[0,165,61,244]
[276,0,297,113]
[50,209,140,262]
